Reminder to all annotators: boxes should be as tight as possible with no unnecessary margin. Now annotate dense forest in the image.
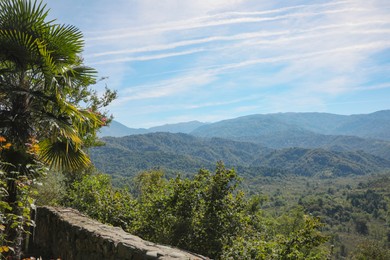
[35,162,390,259]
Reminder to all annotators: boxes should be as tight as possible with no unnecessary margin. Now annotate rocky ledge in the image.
[30,206,208,260]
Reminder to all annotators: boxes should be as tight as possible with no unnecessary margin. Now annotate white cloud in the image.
[184,95,262,109]
[91,48,205,65]
[113,72,216,104]
[86,4,366,42]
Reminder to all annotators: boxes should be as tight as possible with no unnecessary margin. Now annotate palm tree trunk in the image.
[4,166,24,258]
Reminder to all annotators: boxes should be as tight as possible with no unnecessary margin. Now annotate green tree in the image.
[0,0,115,256]
[133,163,247,259]
[350,240,390,260]
[64,174,136,231]
[131,163,329,259]
[221,209,328,259]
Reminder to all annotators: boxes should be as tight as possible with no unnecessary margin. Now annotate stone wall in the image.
[29,206,208,260]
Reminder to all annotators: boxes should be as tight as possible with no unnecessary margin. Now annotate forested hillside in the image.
[90,133,390,181]
[90,133,269,177]
[257,148,390,177]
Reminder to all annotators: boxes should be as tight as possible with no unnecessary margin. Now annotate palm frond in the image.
[0,0,51,35]
[47,24,84,64]
[59,65,97,89]
[56,97,102,131]
[0,29,40,68]
[38,139,91,171]
[36,114,82,144]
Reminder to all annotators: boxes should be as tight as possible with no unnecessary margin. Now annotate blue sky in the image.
[48,0,390,128]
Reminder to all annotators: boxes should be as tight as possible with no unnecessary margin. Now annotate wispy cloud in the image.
[353,83,390,91]
[112,39,390,117]
[89,19,389,59]
[90,48,205,65]
[85,1,362,41]
[184,95,262,109]
[113,72,216,104]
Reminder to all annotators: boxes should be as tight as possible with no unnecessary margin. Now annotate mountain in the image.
[90,133,390,179]
[98,120,207,137]
[149,121,207,133]
[99,111,390,144]
[331,110,390,140]
[189,110,390,159]
[227,131,390,159]
[191,110,390,141]
[269,110,390,140]
[98,121,147,137]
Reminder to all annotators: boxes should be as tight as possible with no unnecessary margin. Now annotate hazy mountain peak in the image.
[98,121,148,137]
[149,121,207,133]
[98,120,207,137]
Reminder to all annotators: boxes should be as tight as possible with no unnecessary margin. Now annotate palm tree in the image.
[0,0,101,164]
[0,0,112,255]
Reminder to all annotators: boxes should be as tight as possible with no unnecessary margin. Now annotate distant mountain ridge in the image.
[191,110,390,141]
[149,121,207,133]
[98,121,148,137]
[98,120,207,137]
[99,110,390,141]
